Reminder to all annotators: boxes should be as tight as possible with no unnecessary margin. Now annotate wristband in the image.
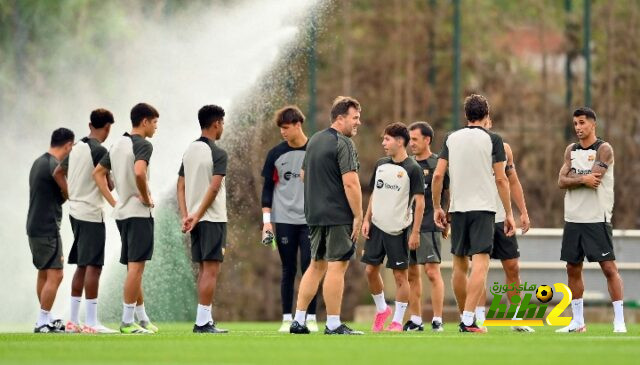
[263,212,271,224]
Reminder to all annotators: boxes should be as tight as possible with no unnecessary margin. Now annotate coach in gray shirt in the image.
[290,96,364,335]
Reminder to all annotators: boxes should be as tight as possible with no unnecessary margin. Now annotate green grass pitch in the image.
[1,322,639,364]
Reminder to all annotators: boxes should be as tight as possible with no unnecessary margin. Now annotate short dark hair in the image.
[408,121,434,143]
[130,103,159,127]
[464,94,490,122]
[331,96,361,122]
[274,105,305,127]
[90,108,115,129]
[573,107,596,121]
[198,105,225,129]
[383,122,410,147]
[50,127,75,147]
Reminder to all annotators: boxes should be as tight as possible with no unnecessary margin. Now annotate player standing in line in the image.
[404,121,448,332]
[53,109,117,334]
[473,117,534,333]
[556,107,626,333]
[361,122,425,332]
[290,96,363,335]
[93,103,159,334]
[261,106,319,332]
[432,94,515,333]
[177,105,229,334]
[28,128,75,333]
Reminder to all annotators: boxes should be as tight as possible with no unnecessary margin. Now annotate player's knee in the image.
[503,261,520,279]
[425,266,440,282]
[566,263,582,277]
[49,269,63,283]
[602,265,619,280]
[392,270,408,286]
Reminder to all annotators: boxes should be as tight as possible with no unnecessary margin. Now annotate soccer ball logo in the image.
[536,285,553,303]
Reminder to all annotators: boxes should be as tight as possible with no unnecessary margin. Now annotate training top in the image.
[416,154,449,232]
[261,141,306,225]
[564,139,614,223]
[303,128,359,226]
[370,157,424,235]
[26,153,64,237]
[439,126,506,213]
[99,133,153,220]
[60,137,108,223]
[178,137,228,223]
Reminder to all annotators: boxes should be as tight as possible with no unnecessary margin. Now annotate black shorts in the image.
[450,211,494,257]
[68,216,106,267]
[561,222,615,263]
[310,225,355,262]
[361,224,410,270]
[28,233,64,270]
[410,231,442,265]
[490,222,520,260]
[116,217,154,265]
[191,221,226,263]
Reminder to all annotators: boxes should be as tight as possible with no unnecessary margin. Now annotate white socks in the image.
[612,300,624,324]
[326,315,341,331]
[571,298,584,325]
[70,296,82,324]
[307,314,317,322]
[283,314,293,322]
[135,304,150,322]
[462,311,474,326]
[36,309,50,327]
[512,305,521,320]
[122,303,136,324]
[475,306,486,325]
[372,292,388,313]
[432,316,443,324]
[85,298,98,327]
[392,302,408,324]
[294,310,306,324]
[410,315,423,326]
[195,304,212,326]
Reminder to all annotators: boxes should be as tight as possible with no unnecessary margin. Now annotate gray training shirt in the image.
[303,128,360,226]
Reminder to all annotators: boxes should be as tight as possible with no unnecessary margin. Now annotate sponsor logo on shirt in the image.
[375,179,401,191]
[284,171,301,181]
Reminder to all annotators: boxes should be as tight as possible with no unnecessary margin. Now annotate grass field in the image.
[1,322,639,364]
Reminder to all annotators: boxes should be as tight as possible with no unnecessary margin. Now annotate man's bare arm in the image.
[558,144,586,189]
[504,144,528,216]
[134,160,152,205]
[591,142,614,176]
[93,164,116,207]
[176,176,188,219]
[52,165,68,201]
[343,171,363,241]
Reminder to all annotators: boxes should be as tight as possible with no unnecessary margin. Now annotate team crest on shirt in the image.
[423,169,429,176]
[397,171,404,178]
[588,155,595,161]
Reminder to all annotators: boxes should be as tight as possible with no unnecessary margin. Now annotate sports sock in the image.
[306,314,317,322]
[135,304,150,322]
[612,300,624,324]
[122,303,136,324]
[392,302,408,324]
[371,292,388,313]
[475,306,486,325]
[85,298,98,327]
[571,298,584,326]
[294,310,306,324]
[326,315,341,331]
[462,311,474,326]
[36,309,49,327]
[70,296,82,324]
[512,305,521,320]
[432,316,443,324]
[410,315,423,326]
[195,304,211,326]
[207,305,213,322]
[283,314,293,322]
